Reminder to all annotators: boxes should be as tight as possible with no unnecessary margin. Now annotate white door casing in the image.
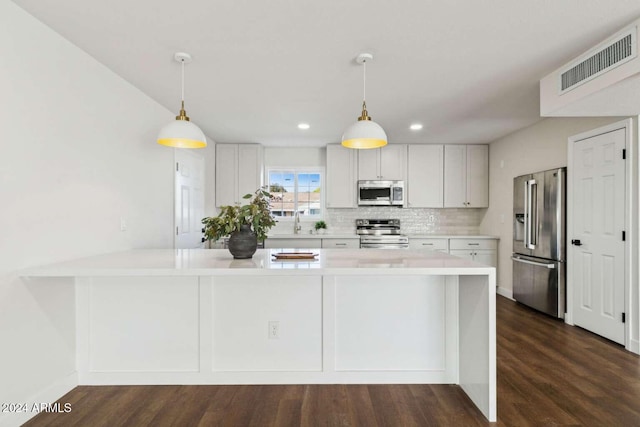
[568,122,628,345]
[175,149,205,249]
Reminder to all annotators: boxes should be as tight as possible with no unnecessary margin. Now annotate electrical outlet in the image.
[268,321,280,339]
[499,214,505,224]
[120,217,127,232]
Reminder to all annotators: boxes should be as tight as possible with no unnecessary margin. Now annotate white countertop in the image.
[406,234,500,239]
[267,234,499,239]
[267,233,358,239]
[22,249,495,277]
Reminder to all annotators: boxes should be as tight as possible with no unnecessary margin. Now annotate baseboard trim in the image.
[496,286,513,300]
[0,372,78,427]
[629,339,640,355]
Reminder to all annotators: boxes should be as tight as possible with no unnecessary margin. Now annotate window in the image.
[267,169,323,219]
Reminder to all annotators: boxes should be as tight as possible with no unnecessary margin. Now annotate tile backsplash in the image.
[325,207,486,235]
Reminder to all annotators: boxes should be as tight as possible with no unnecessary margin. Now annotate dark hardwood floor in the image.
[24,296,640,426]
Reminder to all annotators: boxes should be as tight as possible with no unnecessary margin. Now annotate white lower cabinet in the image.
[409,238,449,252]
[266,237,359,249]
[472,250,497,268]
[264,238,322,249]
[321,238,360,249]
[449,238,497,267]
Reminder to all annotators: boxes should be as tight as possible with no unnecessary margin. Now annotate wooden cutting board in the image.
[272,252,318,260]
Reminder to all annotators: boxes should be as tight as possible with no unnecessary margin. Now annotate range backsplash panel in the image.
[325,207,485,235]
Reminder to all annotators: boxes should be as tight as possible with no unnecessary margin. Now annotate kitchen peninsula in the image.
[24,248,496,421]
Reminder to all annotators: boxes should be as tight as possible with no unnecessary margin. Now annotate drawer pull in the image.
[336,243,347,246]
[421,243,434,246]
[467,243,480,246]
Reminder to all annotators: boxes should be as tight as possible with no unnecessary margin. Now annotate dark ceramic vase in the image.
[228,224,258,259]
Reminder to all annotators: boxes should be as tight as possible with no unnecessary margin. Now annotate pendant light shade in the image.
[157,103,208,148]
[342,53,387,149]
[157,52,207,149]
[341,103,388,149]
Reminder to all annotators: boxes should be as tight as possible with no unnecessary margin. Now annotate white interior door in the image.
[570,127,625,344]
[175,149,205,249]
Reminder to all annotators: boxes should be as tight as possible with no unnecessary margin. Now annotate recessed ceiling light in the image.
[410,123,423,131]
[298,123,310,130]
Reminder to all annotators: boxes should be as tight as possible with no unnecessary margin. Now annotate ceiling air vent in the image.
[560,28,637,94]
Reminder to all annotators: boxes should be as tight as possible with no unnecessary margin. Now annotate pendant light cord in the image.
[181,59,185,104]
[362,59,366,102]
[176,57,189,120]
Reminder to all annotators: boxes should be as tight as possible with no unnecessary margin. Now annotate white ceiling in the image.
[11,0,640,147]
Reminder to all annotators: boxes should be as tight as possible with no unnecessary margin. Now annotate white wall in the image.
[480,116,627,299]
[0,2,214,424]
[264,147,325,168]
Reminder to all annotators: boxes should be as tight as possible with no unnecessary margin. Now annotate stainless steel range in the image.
[356,219,409,249]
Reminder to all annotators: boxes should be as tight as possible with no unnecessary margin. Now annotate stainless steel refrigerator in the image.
[512,167,566,318]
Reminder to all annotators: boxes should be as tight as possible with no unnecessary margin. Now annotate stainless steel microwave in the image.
[357,180,404,206]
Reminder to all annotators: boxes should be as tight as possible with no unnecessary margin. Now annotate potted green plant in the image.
[314,220,327,234]
[202,187,277,259]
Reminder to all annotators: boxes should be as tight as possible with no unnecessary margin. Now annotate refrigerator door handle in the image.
[524,180,529,248]
[531,180,537,247]
[511,256,555,269]
[525,179,537,250]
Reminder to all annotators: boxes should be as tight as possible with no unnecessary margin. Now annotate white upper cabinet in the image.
[466,145,489,207]
[444,145,488,208]
[326,144,357,208]
[358,145,406,181]
[215,144,263,207]
[407,145,444,208]
[357,149,379,180]
[443,145,466,207]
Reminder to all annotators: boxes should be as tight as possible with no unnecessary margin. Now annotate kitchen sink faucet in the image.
[294,211,301,234]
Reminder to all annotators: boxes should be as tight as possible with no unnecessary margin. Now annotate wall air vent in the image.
[560,28,637,94]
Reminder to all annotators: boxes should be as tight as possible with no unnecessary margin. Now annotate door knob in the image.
[571,239,582,246]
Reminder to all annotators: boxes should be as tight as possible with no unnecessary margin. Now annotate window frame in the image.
[266,167,325,221]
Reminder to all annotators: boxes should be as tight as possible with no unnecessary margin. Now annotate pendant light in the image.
[341,53,387,149]
[157,52,207,148]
